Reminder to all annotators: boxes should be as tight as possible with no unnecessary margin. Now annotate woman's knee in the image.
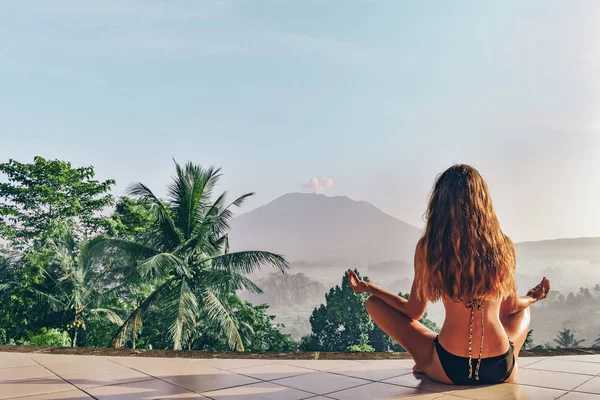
[365,295,384,316]
[502,306,531,334]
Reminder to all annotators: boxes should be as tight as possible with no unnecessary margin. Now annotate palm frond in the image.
[137,253,190,279]
[196,270,263,295]
[87,238,158,265]
[32,288,66,312]
[127,182,183,249]
[110,278,174,348]
[200,289,244,351]
[164,278,199,350]
[0,283,13,294]
[227,192,255,209]
[200,251,288,275]
[89,308,124,326]
[169,162,222,240]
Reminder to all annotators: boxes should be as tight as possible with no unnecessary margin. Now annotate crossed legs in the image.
[365,295,531,384]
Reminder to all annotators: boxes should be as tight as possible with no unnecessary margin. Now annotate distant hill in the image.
[239,272,327,310]
[366,260,412,283]
[229,193,421,264]
[516,237,600,262]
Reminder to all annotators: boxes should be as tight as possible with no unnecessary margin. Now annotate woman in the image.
[346,164,550,385]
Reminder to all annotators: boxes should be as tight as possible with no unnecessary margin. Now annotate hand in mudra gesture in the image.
[527,277,551,302]
[346,269,371,293]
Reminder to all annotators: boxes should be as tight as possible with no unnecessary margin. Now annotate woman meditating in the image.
[346,164,550,385]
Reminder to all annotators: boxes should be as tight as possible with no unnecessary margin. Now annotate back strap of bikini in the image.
[465,299,485,380]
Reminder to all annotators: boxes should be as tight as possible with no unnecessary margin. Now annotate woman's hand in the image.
[346,269,371,293]
[527,277,551,302]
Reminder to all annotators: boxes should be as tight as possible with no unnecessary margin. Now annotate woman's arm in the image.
[367,279,427,320]
[500,277,550,316]
[346,243,428,321]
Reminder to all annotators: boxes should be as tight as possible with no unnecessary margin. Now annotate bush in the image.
[348,343,375,353]
[27,328,71,347]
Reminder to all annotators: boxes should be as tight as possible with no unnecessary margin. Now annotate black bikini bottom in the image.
[433,336,515,385]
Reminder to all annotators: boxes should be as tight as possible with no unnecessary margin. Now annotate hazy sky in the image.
[1,1,599,242]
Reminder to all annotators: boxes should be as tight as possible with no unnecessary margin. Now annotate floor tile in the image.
[517,357,548,368]
[558,355,600,363]
[202,381,314,400]
[301,397,335,400]
[329,361,412,381]
[37,356,120,375]
[0,376,77,399]
[272,372,370,396]
[60,365,152,389]
[574,376,600,395]
[30,354,96,365]
[327,381,442,399]
[510,368,592,391]
[280,360,358,371]
[561,392,600,399]
[0,365,55,381]
[524,359,600,375]
[456,383,566,399]
[382,374,469,393]
[157,364,259,393]
[230,362,314,381]
[201,358,277,370]
[379,360,418,368]
[86,378,193,399]
[9,388,93,399]
[0,353,38,369]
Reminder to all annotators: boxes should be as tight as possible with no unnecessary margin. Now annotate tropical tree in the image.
[91,162,288,350]
[300,270,438,352]
[523,329,534,350]
[300,269,373,352]
[0,222,124,347]
[0,157,115,246]
[592,335,600,348]
[553,328,585,349]
[594,284,600,299]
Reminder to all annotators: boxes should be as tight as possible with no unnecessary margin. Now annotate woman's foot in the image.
[412,364,424,374]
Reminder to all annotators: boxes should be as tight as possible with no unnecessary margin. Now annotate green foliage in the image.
[91,161,288,351]
[0,157,115,245]
[348,343,375,353]
[2,222,124,347]
[300,269,373,352]
[301,270,439,352]
[553,328,585,348]
[101,197,154,240]
[523,329,534,350]
[592,335,600,349]
[28,328,71,347]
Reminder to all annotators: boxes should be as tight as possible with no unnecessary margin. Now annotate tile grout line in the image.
[566,373,600,396]
[34,355,161,395]
[27,355,99,400]
[522,366,600,376]
[121,363,272,399]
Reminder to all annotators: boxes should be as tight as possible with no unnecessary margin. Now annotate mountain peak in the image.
[230,192,421,264]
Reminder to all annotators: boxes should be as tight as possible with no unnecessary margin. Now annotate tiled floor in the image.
[0,352,599,399]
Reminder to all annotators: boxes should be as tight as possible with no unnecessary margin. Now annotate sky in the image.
[1,0,599,242]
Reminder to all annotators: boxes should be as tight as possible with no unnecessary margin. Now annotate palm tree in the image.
[91,162,288,350]
[594,284,600,299]
[592,335,600,349]
[1,222,124,347]
[523,329,534,350]
[553,328,585,349]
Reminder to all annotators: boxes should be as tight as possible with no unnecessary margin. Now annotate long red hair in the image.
[414,164,516,302]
